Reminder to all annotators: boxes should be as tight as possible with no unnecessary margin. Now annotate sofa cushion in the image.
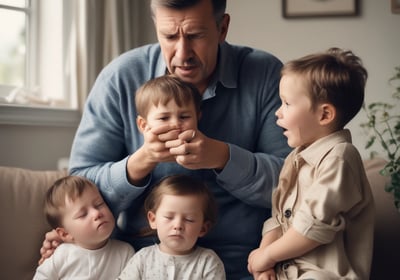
[0,167,67,280]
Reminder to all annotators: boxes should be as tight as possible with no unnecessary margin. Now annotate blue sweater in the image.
[70,42,291,279]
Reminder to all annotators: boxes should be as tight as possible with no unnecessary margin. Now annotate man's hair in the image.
[150,0,226,25]
[144,174,218,227]
[135,75,202,119]
[282,47,368,128]
[44,176,98,229]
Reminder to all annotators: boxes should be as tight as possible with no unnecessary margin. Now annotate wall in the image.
[0,124,77,170]
[226,0,400,159]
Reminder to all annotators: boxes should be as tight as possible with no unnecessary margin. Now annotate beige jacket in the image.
[263,129,374,280]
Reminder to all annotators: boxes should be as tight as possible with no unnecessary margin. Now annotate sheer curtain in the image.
[65,0,145,111]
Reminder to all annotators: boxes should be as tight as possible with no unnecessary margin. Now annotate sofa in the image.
[1,158,399,280]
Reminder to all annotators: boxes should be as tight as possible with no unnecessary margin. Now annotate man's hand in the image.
[38,229,62,265]
[165,129,229,170]
[143,124,181,163]
[127,124,182,185]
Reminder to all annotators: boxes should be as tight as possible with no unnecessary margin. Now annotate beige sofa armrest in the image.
[0,167,67,280]
[364,158,400,279]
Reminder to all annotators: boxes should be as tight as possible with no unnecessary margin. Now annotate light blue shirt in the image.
[69,41,291,279]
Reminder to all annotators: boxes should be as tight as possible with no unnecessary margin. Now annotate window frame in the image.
[0,0,80,127]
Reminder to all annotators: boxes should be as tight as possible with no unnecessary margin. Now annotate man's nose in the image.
[175,37,192,61]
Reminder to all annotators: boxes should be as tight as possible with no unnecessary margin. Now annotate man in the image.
[40,0,290,278]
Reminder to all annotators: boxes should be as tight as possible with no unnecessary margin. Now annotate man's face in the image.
[153,0,229,93]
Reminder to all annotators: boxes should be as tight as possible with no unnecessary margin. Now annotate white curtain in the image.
[65,0,142,111]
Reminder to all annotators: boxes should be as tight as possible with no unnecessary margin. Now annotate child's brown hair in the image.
[282,47,368,129]
[44,176,99,229]
[135,75,202,119]
[140,174,217,236]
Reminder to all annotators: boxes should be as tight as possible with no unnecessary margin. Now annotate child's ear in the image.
[55,227,74,243]
[147,211,157,230]
[198,221,211,237]
[136,115,147,132]
[319,103,336,125]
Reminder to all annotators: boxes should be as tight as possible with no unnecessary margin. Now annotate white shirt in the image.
[33,239,134,280]
[117,244,226,280]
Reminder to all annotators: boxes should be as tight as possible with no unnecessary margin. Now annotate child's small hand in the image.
[248,247,276,273]
[252,269,276,280]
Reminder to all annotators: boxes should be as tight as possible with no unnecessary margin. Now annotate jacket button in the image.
[284,209,292,218]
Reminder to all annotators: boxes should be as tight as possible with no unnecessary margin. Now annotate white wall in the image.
[226,0,400,159]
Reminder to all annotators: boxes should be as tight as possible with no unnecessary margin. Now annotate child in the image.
[117,174,226,279]
[134,74,202,142]
[247,48,374,280]
[33,176,134,279]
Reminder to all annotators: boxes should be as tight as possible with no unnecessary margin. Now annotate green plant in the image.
[361,66,400,212]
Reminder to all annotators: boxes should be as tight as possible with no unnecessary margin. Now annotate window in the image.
[0,0,33,96]
[0,0,79,126]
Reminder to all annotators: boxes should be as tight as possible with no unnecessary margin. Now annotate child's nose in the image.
[93,209,103,220]
[275,106,282,118]
[173,219,183,231]
[170,117,181,126]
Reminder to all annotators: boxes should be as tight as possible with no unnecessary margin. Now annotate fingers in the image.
[179,129,196,143]
[38,248,55,265]
[166,129,198,154]
[38,229,62,264]
[151,125,181,142]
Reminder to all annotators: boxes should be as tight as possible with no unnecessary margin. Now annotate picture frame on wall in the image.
[283,0,359,18]
[392,0,400,13]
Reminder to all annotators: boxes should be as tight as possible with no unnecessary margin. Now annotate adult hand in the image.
[126,124,180,185]
[165,129,229,170]
[38,229,62,265]
[143,124,181,163]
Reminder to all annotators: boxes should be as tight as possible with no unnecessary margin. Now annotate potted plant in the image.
[361,66,400,212]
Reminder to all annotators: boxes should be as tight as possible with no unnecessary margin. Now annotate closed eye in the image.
[75,211,87,219]
[95,201,105,209]
[180,115,192,120]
